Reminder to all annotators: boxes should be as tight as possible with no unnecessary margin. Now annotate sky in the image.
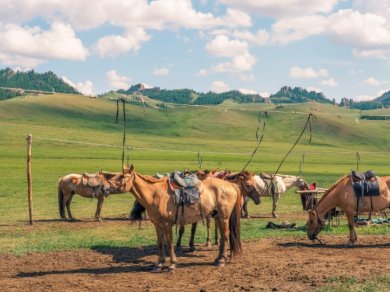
[0,0,390,101]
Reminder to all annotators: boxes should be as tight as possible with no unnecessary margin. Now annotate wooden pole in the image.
[26,134,33,225]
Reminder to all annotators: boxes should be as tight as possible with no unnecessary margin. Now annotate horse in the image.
[242,174,307,218]
[58,171,115,222]
[307,175,390,245]
[175,170,262,251]
[107,165,262,271]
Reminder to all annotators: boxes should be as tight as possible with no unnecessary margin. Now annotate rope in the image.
[268,113,316,191]
[116,99,127,171]
[33,136,390,158]
[197,152,203,168]
[241,111,267,172]
[356,152,360,171]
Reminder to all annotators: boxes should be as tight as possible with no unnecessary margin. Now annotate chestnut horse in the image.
[107,165,262,271]
[307,175,390,245]
[58,171,114,221]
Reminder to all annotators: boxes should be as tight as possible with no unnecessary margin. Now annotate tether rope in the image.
[116,99,127,171]
[267,113,316,192]
[241,111,267,172]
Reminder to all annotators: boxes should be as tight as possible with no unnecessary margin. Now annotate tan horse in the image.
[307,175,390,245]
[58,172,114,221]
[107,165,261,271]
[176,170,262,251]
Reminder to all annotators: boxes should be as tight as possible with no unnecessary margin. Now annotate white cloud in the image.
[206,35,248,57]
[212,51,256,73]
[377,88,389,97]
[259,92,270,97]
[361,77,381,86]
[306,86,323,93]
[353,94,376,101]
[212,81,229,93]
[232,29,270,45]
[289,66,328,79]
[153,67,169,76]
[218,0,339,19]
[195,69,208,76]
[321,78,338,87]
[62,76,94,96]
[106,70,131,90]
[0,22,88,67]
[239,88,257,94]
[95,28,150,58]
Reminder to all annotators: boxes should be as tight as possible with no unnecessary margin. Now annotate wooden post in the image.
[26,134,33,225]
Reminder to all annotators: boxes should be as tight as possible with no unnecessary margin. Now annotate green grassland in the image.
[0,94,390,255]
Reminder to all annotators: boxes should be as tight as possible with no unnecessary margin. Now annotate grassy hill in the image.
[1,93,389,253]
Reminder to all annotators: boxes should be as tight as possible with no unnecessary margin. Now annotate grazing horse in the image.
[175,170,262,251]
[107,165,261,271]
[307,175,390,245]
[242,174,307,218]
[58,171,114,221]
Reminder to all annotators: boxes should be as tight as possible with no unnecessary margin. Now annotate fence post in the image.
[26,134,33,225]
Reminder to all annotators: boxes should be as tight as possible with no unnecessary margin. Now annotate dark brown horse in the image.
[107,165,261,271]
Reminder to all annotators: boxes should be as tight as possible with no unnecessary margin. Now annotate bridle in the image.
[239,179,260,203]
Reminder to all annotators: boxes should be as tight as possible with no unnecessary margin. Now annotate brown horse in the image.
[176,170,262,251]
[107,165,261,271]
[307,175,390,245]
[58,171,114,221]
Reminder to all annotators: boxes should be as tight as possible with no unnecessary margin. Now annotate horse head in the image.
[306,209,325,240]
[230,171,262,205]
[107,164,135,193]
[296,176,308,190]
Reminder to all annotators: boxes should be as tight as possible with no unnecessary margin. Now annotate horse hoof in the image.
[189,246,196,252]
[167,265,176,272]
[96,218,103,222]
[152,265,163,273]
[214,258,225,267]
[175,247,183,254]
[206,242,212,248]
[345,241,356,247]
[68,218,77,222]
[272,214,278,218]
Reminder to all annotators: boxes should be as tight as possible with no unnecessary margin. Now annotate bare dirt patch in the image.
[1,235,389,291]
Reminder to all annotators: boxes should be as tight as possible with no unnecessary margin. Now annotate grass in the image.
[0,94,389,255]
[318,275,390,291]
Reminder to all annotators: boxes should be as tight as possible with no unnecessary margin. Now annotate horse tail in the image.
[58,179,66,218]
[130,201,146,222]
[229,185,242,257]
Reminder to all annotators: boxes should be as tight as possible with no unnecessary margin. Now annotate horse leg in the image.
[241,196,250,218]
[272,193,280,218]
[205,217,212,248]
[215,217,229,267]
[346,208,357,246]
[95,195,105,222]
[214,218,219,245]
[189,223,197,252]
[175,225,185,253]
[153,225,166,272]
[66,193,76,221]
[163,224,177,271]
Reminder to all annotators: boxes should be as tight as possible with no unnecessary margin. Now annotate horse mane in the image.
[136,173,167,184]
[317,175,349,204]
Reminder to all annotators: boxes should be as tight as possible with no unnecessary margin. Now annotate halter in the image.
[120,172,135,192]
[239,179,260,202]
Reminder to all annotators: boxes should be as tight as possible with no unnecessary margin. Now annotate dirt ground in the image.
[1,234,389,292]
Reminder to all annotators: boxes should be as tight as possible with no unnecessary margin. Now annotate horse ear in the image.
[129,164,135,173]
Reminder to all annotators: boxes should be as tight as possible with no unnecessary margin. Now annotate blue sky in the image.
[1,0,389,101]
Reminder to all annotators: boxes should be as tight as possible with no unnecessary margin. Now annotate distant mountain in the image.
[115,84,267,105]
[270,86,332,104]
[349,90,390,110]
[0,68,79,99]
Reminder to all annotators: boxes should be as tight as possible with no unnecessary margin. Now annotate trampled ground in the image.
[1,234,389,291]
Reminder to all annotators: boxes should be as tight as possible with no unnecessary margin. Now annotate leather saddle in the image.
[82,173,103,187]
[351,170,380,197]
[170,172,201,205]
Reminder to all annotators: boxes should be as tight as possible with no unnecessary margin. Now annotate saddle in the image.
[351,170,380,197]
[82,173,102,187]
[170,172,201,205]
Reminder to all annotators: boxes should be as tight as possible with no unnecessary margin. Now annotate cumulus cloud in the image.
[153,67,169,76]
[212,81,229,93]
[239,88,257,94]
[353,94,376,101]
[306,86,323,93]
[95,28,150,58]
[232,29,270,45]
[0,22,88,67]
[218,0,339,19]
[106,70,131,90]
[289,66,328,79]
[62,76,94,96]
[321,78,338,87]
[195,69,208,76]
[361,77,390,86]
[206,35,256,73]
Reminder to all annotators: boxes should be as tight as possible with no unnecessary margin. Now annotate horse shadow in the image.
[279,241,390,249]
[17,244,212,278]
